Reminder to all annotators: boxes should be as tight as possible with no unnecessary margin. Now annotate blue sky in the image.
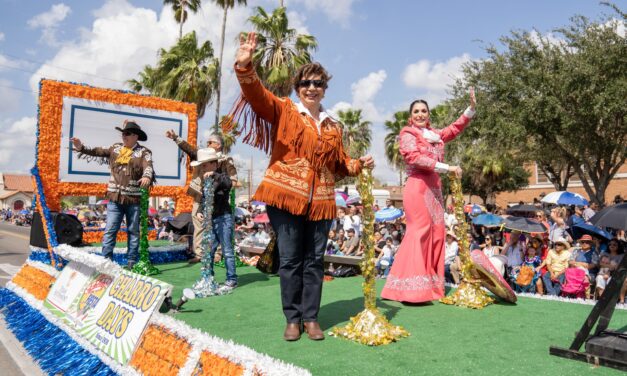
[0,0,617,184]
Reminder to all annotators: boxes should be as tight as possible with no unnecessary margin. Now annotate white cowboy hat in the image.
[190,148,219,167]
[554,237,571,249]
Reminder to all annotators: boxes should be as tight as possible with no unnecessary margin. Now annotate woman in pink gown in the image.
[381,89,476,303]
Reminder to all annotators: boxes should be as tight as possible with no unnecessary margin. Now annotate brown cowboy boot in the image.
[303,321,324,340]
[283,323,301,341]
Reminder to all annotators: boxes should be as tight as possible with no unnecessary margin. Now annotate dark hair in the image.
[347,228,355,233]
[409,99,430,114]
[293,62,332,92]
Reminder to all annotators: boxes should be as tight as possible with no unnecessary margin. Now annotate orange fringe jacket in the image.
[227,63,363,221]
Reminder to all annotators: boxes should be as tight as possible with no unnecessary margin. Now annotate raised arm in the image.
[234,32,283,125]
[439,87,476,143]
[166,129,198,160]
[70,137,111,158]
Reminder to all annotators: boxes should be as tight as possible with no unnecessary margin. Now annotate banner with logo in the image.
[77,270,171,364]
[44,261,113,328]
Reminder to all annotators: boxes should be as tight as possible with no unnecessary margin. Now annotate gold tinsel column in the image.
[439,174,494,308]
[330,169,409,345]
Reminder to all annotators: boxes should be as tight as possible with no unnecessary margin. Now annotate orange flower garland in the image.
[193,351,245,376]
[11,264,56,300]
[129,324,191,376]
[36,80,197,212]
[82,229,157,244]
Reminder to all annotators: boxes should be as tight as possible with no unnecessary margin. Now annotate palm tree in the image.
[384,110,409,186]
[164,0,201,39]
[212,0,248,132]
[218,115,238,154]
[337,108,372,159]
[248,6,318,96]
[128,31,219,118]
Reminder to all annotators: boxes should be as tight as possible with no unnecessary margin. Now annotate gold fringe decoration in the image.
[440,174,494,309]
[330,169,409,345]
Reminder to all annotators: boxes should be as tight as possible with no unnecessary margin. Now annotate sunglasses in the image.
[297,79,325,88]
[122,131,135,136]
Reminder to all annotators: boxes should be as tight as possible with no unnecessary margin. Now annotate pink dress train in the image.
[381,112,472,303]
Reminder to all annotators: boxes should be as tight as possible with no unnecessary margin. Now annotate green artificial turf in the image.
[156,263,627,376]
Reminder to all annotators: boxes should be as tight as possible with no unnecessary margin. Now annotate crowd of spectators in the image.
[0,208,32,226]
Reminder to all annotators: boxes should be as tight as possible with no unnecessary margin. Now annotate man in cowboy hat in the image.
[70,120,154,268]
[165,130,238,287]
[568,234,599,297]
[188,148,235,286]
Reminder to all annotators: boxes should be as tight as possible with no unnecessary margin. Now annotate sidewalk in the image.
[0,316,44,376]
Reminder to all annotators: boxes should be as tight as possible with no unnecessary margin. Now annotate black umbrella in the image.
[589,203,627,230]
[502,216,548,233]
[506,204,540,216]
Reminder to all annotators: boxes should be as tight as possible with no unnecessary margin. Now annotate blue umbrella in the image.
[569,222,613,241]
[335,193,347,208]
[472,213,504,227]
[541,191,589,206]
[375,207,403,222]
[470,204,484,216]
[346,194,361,205]
[19,209,29,215]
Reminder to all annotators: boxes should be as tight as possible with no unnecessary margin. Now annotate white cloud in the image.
[0,79,21,113]
[287,11,310,35]
[329,70,403,184]
[0,32,5,42]
[27,3,71,45]
[0,117,37,171]
[402,53,471,105]
[289,0,357,28]
[528,30,564,48]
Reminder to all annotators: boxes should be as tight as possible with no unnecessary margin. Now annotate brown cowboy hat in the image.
[115,120,147,141]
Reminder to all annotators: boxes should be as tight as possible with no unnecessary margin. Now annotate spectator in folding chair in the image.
[560,267,590,299]
[540,237,572,296]
[568,234,599,299]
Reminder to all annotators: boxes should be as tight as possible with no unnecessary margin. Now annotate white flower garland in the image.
[24,259,60,278]
[54,244,122,276]
[81,244,188,254]
[445,282,627,310]
[150,313,311,376]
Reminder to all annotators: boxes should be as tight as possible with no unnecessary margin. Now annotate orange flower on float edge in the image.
[36,79,197,212]
[194,351,245,376]
[129,324,191,376]
[11,265,56,300]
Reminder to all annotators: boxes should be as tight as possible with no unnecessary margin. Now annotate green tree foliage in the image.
[451,6,626,205]
[164,0,201,39]
[247,6,317,96]
[383,110,408,186]
[128,31,219,119]
[337,108,372,158]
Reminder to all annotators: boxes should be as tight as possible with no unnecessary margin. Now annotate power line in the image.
[0,52,128,84]
[0,84,37,94]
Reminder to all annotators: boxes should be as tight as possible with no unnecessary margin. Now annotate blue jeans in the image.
[209,213,236,283]
[377,257,394,277]
[542,272,566,296]
[102,202,140,265]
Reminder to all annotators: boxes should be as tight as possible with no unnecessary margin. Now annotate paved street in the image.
[0,221,43,376]
[0,222,30,288]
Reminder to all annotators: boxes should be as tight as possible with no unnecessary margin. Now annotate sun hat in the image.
[554,237,571,249]
[446,231,458,240]
[578,234,594,243]
[115,120,147,141]
[190,148,220,167]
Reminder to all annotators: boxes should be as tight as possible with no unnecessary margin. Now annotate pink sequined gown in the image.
[381,113,472,303]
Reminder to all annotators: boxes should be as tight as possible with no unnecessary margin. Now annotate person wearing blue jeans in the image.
[190,148,235,286]
[209,213,236,283]
[542,271,566,295]
[102,202,140,264]
[71,121,154,269]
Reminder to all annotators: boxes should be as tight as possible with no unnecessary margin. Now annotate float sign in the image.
[78,270,171,364]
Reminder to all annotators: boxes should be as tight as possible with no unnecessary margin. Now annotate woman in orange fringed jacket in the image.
[227,32,374,341]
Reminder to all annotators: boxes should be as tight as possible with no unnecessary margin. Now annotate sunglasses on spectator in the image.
[297,79,325,88]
